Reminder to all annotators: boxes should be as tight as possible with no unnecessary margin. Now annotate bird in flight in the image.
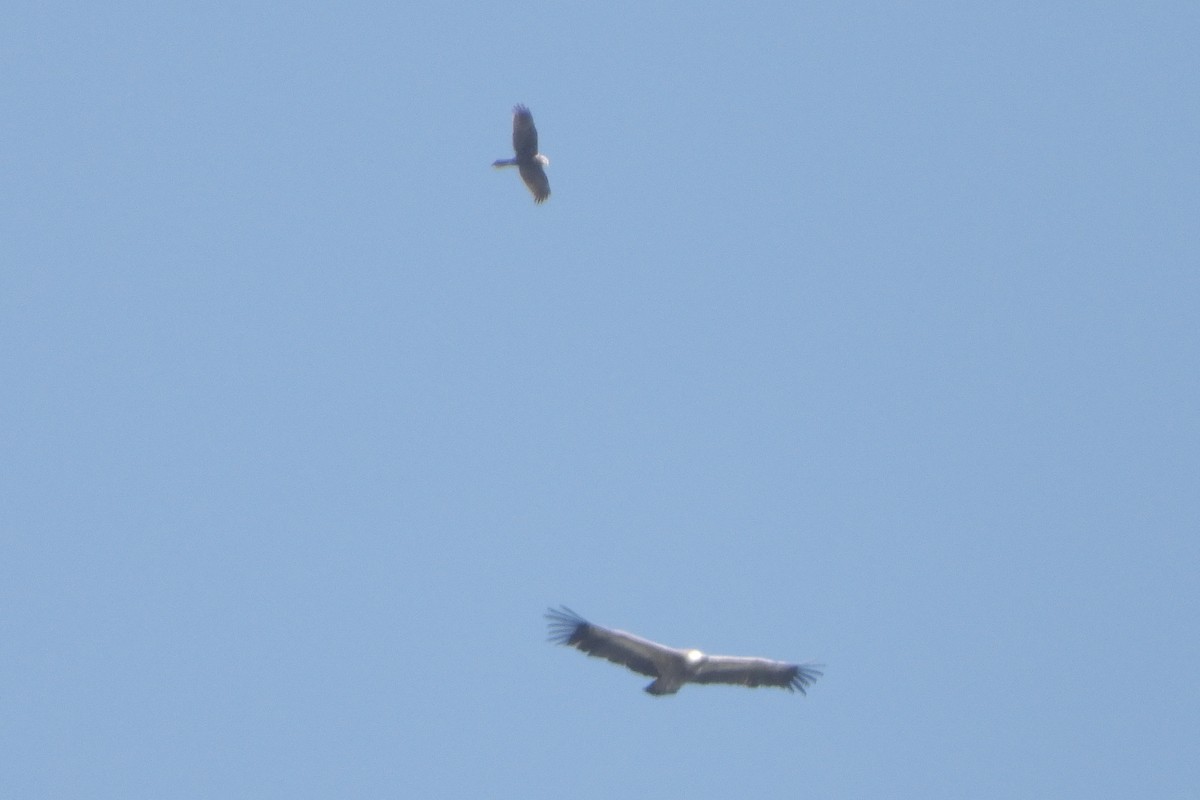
[493,104,550,203]
[546,607,823,696]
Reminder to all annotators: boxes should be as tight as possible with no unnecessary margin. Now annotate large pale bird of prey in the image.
[546,607,823,696]
[493,104,550,203]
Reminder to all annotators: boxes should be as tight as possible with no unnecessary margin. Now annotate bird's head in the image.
[685,649,706,665]
[534,154,550,166]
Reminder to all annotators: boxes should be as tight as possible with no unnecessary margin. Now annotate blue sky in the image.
[3,2,1198,797]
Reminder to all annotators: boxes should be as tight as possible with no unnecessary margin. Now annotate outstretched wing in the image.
[512,104,539,161]
[690,655,824,694]
[546,607,674,679]
[519,162,551,203]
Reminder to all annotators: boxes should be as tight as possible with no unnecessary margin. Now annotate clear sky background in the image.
[3,2,1198,798]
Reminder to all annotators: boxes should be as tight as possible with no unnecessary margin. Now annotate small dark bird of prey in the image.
[493,104,550,203]
[546,607,823,696]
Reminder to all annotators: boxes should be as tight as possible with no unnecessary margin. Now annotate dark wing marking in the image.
[519,162,550,203]
[546,607,671,679]
[512,105,539,161]
[691,655,824,694]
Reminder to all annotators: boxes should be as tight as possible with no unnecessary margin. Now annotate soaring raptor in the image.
[546,607,823,696]
[493,104,550,203]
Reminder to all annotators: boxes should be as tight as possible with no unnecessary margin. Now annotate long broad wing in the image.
[512,105,539,160]
[691,655,824,694]
[546,607,674,678]
[519,162,550,203]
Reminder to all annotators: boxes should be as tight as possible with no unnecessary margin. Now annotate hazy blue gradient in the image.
[4,2,1198,797]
